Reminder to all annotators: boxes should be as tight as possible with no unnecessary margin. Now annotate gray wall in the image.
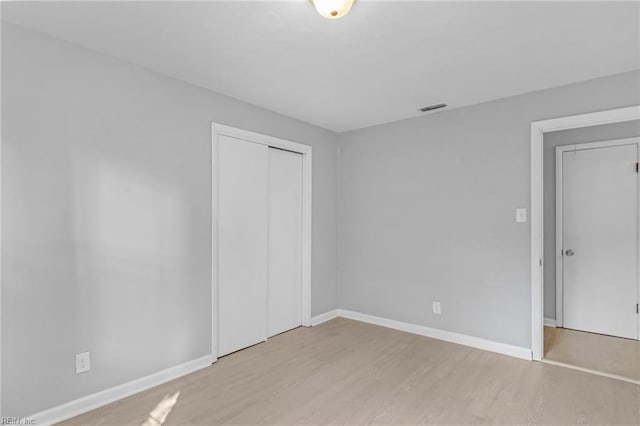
[1,23,339,416]
[543,121,640,320]
[338,70,640,349]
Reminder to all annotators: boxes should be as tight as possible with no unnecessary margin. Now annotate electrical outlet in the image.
[76,351,90,374]
[432,301,441,315]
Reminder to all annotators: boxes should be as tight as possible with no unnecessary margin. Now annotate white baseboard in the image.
[544,317,557,327]
[311,309,340,326]
[29,310,531,424]
[30,354,215,426]
[339,310,533,361]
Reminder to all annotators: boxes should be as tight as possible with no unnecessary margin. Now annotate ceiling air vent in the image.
[419,103,447,112]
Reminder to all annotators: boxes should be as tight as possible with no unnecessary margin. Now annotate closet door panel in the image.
[268,148,303,337]
[218,135,268,356]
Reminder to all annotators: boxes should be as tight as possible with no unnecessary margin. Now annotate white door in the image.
[218,135,268,356]
[268,148,303,337]
[562,143,638,339]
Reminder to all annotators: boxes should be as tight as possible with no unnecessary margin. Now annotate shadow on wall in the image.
[70,150,202,369]
[3,135,210,416]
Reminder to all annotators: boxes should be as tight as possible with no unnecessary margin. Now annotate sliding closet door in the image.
[218,135,268,356]
[268,148,303,337]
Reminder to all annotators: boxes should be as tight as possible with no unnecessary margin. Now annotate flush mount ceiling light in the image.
[312,0,355,19]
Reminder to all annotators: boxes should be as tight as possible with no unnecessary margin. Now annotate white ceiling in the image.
[3,1,639,132]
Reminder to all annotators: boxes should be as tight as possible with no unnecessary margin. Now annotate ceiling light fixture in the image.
[312,0,355,19]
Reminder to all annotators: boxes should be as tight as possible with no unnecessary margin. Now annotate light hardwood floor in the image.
[545,325,640,382]
[62,318,640,425]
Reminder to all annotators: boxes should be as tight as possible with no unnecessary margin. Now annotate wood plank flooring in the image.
[62,318,640,425]
[545,325,640,381]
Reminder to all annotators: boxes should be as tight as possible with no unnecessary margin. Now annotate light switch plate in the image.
[516,208,527,223]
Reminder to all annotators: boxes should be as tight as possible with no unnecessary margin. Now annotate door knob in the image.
[564,249,574,256]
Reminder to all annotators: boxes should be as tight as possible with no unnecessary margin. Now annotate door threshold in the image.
[558,326,638,341]
[541,358,640,386]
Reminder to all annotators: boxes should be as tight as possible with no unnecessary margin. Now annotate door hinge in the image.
[637,303,639,314]
[636,162,638,173]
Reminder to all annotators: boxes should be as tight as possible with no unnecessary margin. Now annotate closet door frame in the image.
[210,122,312,360]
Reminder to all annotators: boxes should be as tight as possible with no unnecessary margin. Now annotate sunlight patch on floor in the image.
[141,391,180,426]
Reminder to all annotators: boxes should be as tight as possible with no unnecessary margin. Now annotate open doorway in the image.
[541,120,640,382]
[531,105,640,384]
